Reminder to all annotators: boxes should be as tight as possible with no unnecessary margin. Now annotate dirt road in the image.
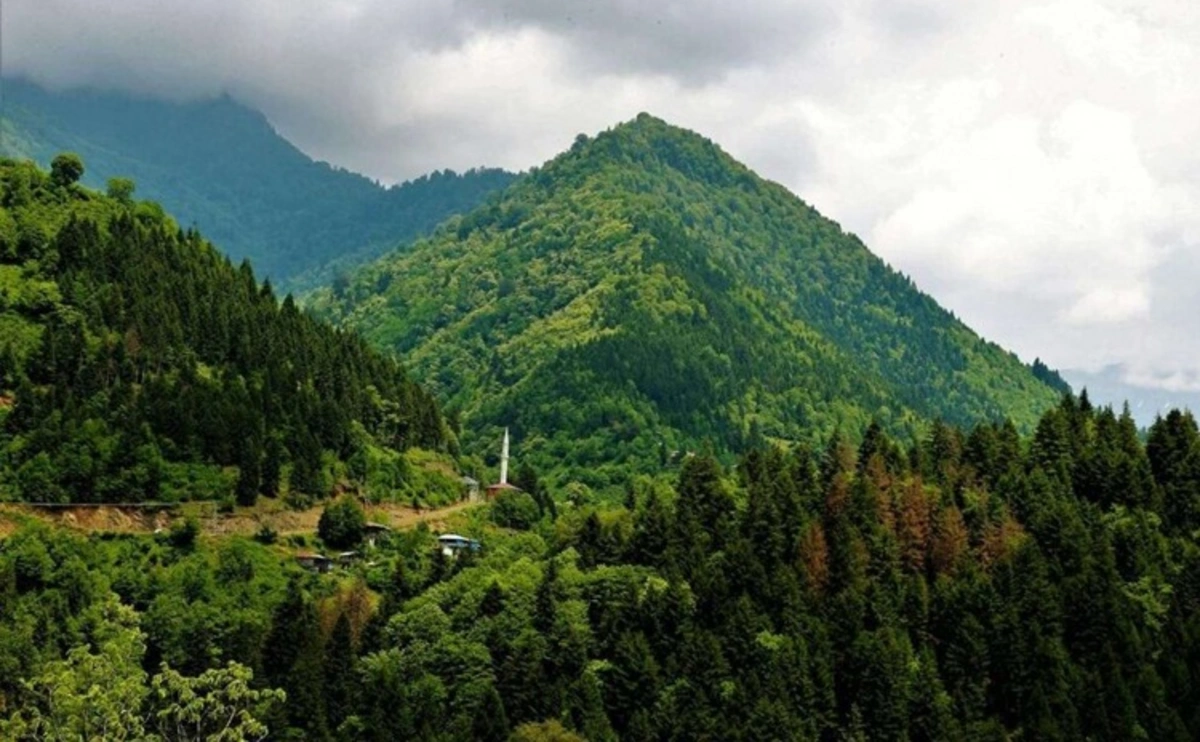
[0,498,484,538]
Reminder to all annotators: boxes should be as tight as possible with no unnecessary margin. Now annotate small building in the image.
[296,553,334,573]
[336,551,361,565]
[437,533,481,558]
[462,476,481,502]
[363,522,392,547]
[485,481,521,500]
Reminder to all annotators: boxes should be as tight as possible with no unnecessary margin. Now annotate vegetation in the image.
[2,108,1187,741]
[3,395,1199,740]
[0,79,516,284]
[313,114,1063,489]
[0,156,446,504]
[318,499,367,550]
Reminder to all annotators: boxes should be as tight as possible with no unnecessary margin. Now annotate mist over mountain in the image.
[0,79,516,284]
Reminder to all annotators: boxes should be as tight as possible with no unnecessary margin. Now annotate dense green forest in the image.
[0,79,516,283]
[3,395,1198,740]
[3,114,1191,742]
[312,114,1063,488]
[0,155,447,505]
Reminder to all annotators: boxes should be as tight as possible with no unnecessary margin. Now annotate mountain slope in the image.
[0,79,516,283]
[312,114,1062,486]
[0,156,447,504]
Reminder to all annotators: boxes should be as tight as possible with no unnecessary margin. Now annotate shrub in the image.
[253,524,278,545]
[491,490,541,530]
[318,498,366,550]
[167,517,199,550]
[50,152,85,187]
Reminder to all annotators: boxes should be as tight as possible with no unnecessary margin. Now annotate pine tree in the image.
[235,443,261,507]
[472,683,511,742]
[263,580,330,738]
[479,580,506,617]
[260,436,283,498]
[534,558,559,633]
[324,613,357,733]
[604,632,660,735]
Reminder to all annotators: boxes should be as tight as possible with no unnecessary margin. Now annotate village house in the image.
[295,553,333,573]
[462,476,481,502]
[363,522,392,547]
[437,533,481,558]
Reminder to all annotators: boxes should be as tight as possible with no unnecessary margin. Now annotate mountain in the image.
[311,114,1063,487]
[0,79,516,283]
[0,156,450,504]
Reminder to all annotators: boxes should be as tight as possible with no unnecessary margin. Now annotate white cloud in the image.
[789,2,1200,388]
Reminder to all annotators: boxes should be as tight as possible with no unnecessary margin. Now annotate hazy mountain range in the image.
[0,79,515,286]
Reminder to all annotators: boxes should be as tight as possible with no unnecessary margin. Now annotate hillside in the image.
[0,79,516,283]
[312,114,1063,487]
[3,399,1198,740]
[0,155,448,505]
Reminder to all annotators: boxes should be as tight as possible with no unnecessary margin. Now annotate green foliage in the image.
[1,80,516,284]
[106,177,136,204]
[3,399,1200,740]
[49,152,84,187]
[1,596,148,740]
[491,489,541,530]
[253,524,278,546]
[318,498,366,550]
[0,157,446,504]
[0,591,283,741]
[167,517,200,551]
[509,720,586,742]
[315,114,1062,489]
[147,661,285,742]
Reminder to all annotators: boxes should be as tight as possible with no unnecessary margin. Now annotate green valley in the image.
[6,3,1200,740]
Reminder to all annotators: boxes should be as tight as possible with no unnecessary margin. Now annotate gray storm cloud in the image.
[4,0,1200,395]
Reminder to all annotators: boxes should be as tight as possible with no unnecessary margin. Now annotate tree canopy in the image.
[0,156,446,505]
[3,396,1198,740]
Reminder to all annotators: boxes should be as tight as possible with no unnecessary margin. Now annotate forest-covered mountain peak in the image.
[313,116,1064,488]
[550,112,750,190]
[591,111,719,148]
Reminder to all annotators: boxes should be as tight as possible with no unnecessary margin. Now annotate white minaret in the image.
[500,428,510,485]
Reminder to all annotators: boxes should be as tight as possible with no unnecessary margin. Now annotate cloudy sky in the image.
[6,0,1200,396]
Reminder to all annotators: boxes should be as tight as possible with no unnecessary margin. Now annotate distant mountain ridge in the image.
[311,113,1064,487]
[0,78,516,283]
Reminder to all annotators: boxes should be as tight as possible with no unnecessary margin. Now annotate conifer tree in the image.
[472,683,510,742]
[324,613,357,733]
